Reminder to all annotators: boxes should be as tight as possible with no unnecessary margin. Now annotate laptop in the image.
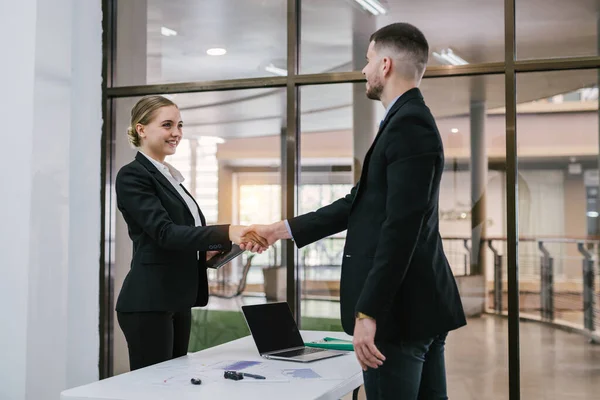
[241,302,349,362]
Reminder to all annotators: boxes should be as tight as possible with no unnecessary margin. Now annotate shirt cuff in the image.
[284,220,295,241]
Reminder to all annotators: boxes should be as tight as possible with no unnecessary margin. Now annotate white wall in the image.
[0,1,102,399]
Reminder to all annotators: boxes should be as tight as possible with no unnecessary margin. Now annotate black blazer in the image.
[289,88,466,341]
[115,152,232,313]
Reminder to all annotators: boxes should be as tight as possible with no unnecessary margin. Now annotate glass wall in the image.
[516,69,599,398]
[104,0,600,398]
[115,0,287,85]
[300,0,504,74]
[516,0,598,60]
[298,83,354,330]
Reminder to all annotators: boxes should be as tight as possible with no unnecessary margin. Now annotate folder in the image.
[305,337,354,351]
[206,244,244,269]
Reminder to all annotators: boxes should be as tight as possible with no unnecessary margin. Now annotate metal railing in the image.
[451,236,600,339]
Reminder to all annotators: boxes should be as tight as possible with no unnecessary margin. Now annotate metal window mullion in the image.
[505,0,521,399]
[283,0,301,323]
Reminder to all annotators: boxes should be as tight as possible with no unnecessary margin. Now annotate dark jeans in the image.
[363,333,448,400]
[117,310,192,371]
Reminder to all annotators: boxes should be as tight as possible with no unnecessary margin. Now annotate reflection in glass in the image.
[301,0,504,74]
[516,0,599,60]
[116,0,286,85]
[516,69,600,399]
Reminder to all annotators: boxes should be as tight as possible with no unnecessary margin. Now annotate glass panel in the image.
[298,76,507,399]
[301,0,504,74]
[115,0,287,85]
[298,83,353,332]
[517,70,600,399]
[111,90,283,373]
[516,0,598,60]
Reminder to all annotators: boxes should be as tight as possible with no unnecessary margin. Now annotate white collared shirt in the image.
[382,94,402,123]
[139,151,203,227]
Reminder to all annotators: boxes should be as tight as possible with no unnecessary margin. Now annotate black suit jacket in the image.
[115,152,232,313]
[289,88,467,341]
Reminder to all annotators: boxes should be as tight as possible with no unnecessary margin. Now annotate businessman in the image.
[242,22,466,399]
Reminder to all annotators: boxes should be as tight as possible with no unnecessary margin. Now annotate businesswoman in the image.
[115,95,265,370]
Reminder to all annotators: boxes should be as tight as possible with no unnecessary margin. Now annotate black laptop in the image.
[241,302,348,362]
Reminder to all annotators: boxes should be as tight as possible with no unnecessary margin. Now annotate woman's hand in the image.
[229,225,269,253]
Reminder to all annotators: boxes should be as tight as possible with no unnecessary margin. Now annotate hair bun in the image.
[126,126,141,147]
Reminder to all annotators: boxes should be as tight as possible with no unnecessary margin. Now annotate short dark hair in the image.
[369,23,429,79]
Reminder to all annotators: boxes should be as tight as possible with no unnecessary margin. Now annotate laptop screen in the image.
[241,302,305,354]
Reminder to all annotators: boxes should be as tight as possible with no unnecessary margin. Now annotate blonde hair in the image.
[127,95,178,147]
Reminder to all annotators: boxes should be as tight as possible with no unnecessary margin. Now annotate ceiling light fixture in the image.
[354,0,387,16]
[451,128,459,133]
[432,48,469,66]
[161,27,177,37]
[207,48,227,56]
[198,136,225,145]
[265,63,288,76]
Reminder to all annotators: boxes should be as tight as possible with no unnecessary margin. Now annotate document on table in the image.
[148,359,346,388]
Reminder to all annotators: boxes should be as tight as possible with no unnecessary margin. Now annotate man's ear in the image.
[381,56,393,77]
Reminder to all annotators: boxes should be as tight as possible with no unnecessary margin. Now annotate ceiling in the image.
[116,0,600,139]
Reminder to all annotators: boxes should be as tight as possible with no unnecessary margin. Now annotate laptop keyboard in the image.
[273,347,324,358]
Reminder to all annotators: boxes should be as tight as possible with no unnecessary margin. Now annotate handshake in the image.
[228,221,292,254]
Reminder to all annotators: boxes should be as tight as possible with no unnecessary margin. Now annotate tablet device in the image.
[206,244,245,269]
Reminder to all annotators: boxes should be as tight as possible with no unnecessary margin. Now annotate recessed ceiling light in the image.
[432,48,469,66]
[265,63,288,76]
[198,136,225,145]
[451,128,459,133]
[207,48,227,56]
[161,27,177,37]
[354,0,387,15]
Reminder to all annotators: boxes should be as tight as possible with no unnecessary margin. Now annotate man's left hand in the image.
[353,317,386,371]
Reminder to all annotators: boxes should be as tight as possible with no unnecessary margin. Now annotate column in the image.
[352,10,377,183]
[0,1,102,399]
[470,100,488,276]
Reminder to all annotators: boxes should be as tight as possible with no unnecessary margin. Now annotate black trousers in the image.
[363,333,448,400]
[117,310,192,371]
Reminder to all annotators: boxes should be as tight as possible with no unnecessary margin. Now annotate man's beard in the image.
[366,79,383,100]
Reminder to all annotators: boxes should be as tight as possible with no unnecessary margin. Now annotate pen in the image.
[242,372,266,380]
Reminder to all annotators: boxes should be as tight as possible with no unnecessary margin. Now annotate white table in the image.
[61,330,363,400]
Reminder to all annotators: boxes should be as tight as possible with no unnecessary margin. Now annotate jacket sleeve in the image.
[115,165,231,251]
[354,117,440,320]
[287,183,358,248]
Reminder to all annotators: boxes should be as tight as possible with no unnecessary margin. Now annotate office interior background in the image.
[2,0,600,399]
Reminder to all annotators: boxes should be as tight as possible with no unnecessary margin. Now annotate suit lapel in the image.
[351,88,423,208]
[179,183,207,226]
[135,152,192,215]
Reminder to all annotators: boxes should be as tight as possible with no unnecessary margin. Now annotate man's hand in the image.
[229,225,269,253]
[239,221,291,251]
[353,317,385,371]
[206,251,221,261]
